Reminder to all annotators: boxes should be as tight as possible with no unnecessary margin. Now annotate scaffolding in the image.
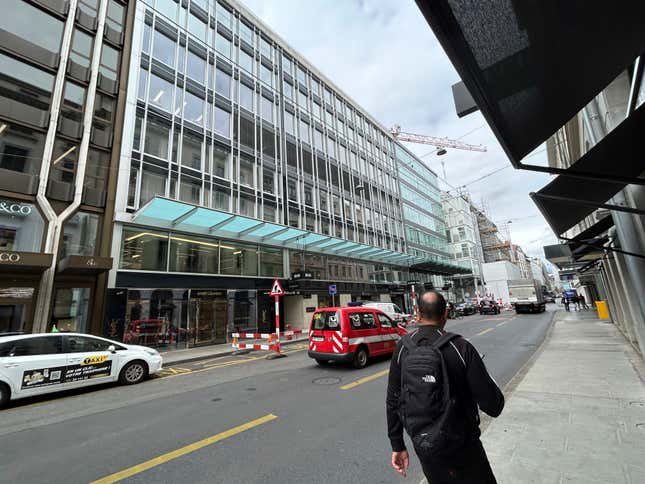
[475,209,513,263]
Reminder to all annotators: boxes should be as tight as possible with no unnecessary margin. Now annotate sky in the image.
[241,0,558,260]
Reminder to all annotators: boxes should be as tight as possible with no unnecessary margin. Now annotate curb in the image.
[161,337,309,366]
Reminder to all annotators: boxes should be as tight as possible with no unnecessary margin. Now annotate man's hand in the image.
[391,450,409,477]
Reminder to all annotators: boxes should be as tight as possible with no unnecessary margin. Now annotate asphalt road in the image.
[0,305,556,484]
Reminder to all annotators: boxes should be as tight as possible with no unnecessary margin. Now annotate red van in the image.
[308,307,406,368]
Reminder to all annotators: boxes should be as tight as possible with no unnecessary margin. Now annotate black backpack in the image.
[398,331,469,459]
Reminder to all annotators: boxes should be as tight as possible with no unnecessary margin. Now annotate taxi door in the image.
[375,312,400,355]
[3,336,68,398]
[64,335,118,389]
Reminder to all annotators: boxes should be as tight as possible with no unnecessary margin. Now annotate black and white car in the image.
[0,333,163,407]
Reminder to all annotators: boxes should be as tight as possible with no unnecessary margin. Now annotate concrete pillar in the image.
[379,294,392,302]
[613,251,644,349]
[283,295,313,331]
[339,294,351,307]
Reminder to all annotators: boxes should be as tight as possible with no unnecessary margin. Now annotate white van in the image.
[361,302,412,324]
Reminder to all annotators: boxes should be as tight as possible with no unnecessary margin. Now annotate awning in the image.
[530,105,645,235]
[131,197,438,268]
[410,260,471,276]
[415,0,645,164]
[0,252,53,274]
[57,255,113,274]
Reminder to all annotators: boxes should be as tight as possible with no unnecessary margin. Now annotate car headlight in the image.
[143,348,160,357]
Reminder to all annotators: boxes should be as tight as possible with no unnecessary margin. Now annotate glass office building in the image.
[0,0,130,334]
[106,0,455,349]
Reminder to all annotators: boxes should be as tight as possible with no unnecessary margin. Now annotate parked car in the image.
[308,307,405,368]
[0,333,163,408]
[361,302,413,324]
[457,302,478,316]
[479,300,501,315]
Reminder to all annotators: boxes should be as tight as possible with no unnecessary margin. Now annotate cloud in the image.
[240,0,557,258]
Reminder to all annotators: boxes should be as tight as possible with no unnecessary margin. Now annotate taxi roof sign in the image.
[270,278,285,296]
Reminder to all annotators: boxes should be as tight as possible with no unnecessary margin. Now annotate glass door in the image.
[189,290,228,346]
[0,287,35,333]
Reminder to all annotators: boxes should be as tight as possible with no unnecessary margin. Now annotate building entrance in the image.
[189,290,227,345]
[0,287,35,333]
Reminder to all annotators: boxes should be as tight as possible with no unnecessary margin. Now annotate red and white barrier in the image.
[231,329,306,355]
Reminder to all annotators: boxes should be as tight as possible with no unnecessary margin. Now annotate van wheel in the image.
[119,360,148,385]
[315,359,330,366]
[353,347,368,369]
[0,382,10,408]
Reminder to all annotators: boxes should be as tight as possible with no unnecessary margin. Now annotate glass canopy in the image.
[132,197,434,267]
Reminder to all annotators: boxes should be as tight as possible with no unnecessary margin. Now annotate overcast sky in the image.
[241,0,558,259]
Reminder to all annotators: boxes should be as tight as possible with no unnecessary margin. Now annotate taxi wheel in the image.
[0,382,9,408]
[353,347,368,369]
[119,360,148,385]
[315,359,330,366]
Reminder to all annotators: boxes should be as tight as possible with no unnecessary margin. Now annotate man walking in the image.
[386,291,504,483]
[562,294,570,311]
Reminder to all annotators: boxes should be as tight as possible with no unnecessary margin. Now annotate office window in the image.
[261,97,273,123]
[179,176,201,205]
[1,1,64,63]
[262,128,275,158]
[188,12,207,43]
[239,22,253,45]
[212,185,230,210]
[314,130,323,151]
[239,194,255,217]
[239,156,254,186]
[260,38,272,59]
[184,91,204,125]
[144,117,170,159]
[169,234,218,273]
[282,55,292,74]
[215,69,231,98]
[239,50,254,74]
[284,111,295,135]
[156,0,179,22]
[212,146,230,179]
[0,124,45,175]
[220,241,258,276]
[0,53,54,122]
[299,120,310,144]
[181,130,202,170]
[263,169,275,194]
[85,148,110,190]
[297,90,308,111]
[215,33,231,58]
[263,202,276,223]
[214,106,231,137]
[296,66,306,85]
[50,138,79,184]
[283,81,293,101]
[120,227,168,271]
[106,0,125,35]
[217,4,233,29]
[99,44,120,84]
[240,83,254,111]
[302,150,313,175]
[260,64,273,87]
[148,73,173,112]
[70,29,93,69]
[187,50,206,84]
[139,165,167,205]
[287,177,298,201]
[259,246,282,277]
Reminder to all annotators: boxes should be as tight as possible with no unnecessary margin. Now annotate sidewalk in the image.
[482,310,645,483]
[160,335,309,365]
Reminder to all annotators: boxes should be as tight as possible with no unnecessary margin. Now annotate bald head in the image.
[419,290,448,326]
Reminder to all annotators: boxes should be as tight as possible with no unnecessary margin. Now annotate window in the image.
[70,29,93,69]
[239,115,254,149]
[106,0,126,35]
[156,0,179,22]
[187,50,206,84]
[0,199,45,252]
[212,146,230,179]
[297,90,308,110]
[3,336,63,357]
[283,81,294,100]
[215,33,231,58]
[348,312,377,330]
[239,194,255,217]
[212,186,229,210]
[314,130,323,150]
[120,227,169,270]
[188,13,207,43]
[181,130,202,169]
[240,83,254,111]
[260,64,273,87]
[260,38,272,59]
[144,117,170,158]
[1,1,64,63]
[299,120,310,144]
[239,22,253,45]
[85,148,110,190]
[213,106,231,137]
[67,335,113,353]
[140,165,167,205]
[220,241,258,276]
[239,156,254,186]
[376,313,393,328]
[259,246,282,277]
[179,177,201,205]
[261,97,273,123]
[262,128,275,158]
[184,91,205,125]
[263,203,276,222]
[215,69,231,98]
[282,55,292,74]
[148,73,173,112]
[287,177,298,201]
[99,44,120,84]
[217,4,233,29]
[50,138,79,183]
[61,212,99,257]
[239,50,254,74]
[296,67,306,85]
[169,234,218,273]
[284,111,295,135]
[51,287,90,332]
[263,169,275,194]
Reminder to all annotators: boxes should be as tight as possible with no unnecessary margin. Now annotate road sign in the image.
[270,278,285,296]
[329,284,337,295]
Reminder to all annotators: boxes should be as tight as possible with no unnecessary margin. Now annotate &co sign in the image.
[0,252,21,263]
[0,201,33,216]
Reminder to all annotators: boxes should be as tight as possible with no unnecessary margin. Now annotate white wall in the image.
[284,294,318,331]
[483,261,522,304]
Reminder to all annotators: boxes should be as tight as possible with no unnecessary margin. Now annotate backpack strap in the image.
[432,332,460,349]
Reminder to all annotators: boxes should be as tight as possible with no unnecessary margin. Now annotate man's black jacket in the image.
[386,325,505,452]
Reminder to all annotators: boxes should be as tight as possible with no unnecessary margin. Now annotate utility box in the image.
[595,301,610,319]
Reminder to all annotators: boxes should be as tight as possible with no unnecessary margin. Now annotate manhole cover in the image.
[629,401,645,407]
[313,377,341,385]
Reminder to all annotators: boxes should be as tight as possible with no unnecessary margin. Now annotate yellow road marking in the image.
[90,414,278,484]
[340,369,389,390]
[476,328,495,336]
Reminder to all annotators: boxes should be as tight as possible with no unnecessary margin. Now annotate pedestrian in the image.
[386,291,504,483]
[574,295,581,311]
[579,293,588,310]
[561,295,570,311]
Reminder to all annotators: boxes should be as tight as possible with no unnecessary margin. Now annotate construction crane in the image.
[390,125,487,155]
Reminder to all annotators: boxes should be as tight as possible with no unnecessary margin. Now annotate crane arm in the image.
[390,125,487,152]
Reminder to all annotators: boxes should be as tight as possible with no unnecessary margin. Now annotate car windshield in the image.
[311,311,341,331]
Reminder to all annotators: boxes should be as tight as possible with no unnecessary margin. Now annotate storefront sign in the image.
[0,252,21,262]
[291,271,313,280]
[0,201,33,216]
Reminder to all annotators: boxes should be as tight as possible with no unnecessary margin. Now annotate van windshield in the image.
[311,311,341,331]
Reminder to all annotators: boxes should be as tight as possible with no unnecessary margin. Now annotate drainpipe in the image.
[32,0,109,332]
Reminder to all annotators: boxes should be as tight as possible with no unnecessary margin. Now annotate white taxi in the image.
[0,332,163,407]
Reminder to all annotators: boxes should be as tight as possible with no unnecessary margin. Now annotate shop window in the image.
[148,73,174,112]
[0,199,44,252]
[1,1,64,65]
[169,234,218,273]
[181,130,202,169]
[259,246,282,277]
[120,227,169,271]
[51,288,90,333]
[61,212,99,257]
[220,241,258,276]
[0,123,46,175]
[214,106,231,137]
[0,53,54,127]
